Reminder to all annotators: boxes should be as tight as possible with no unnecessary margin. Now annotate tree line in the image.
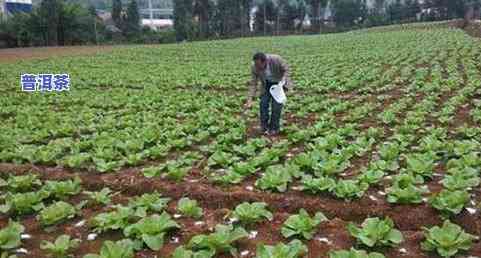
[1,0,480,47]
[174,0,481,41]
[0,0,174,47]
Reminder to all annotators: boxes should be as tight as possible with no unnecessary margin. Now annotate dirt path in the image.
[0,45,117,63]
[463,20,481,38]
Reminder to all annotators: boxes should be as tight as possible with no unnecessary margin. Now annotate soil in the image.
[2,162,481,258]
[3,85,476,257]
[0,45,116,63]
[461,20,481,38]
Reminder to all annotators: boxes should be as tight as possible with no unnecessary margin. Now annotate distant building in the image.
[0,0,5,19]
[3,0,32,16]
[1,0,32,22]
[141,18,172,29]
[138,0,173,30]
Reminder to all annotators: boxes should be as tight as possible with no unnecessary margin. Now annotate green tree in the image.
[174,0,195,41]
[446,0,468,18]
[278,0,306,32]
[240,0,253,36]
[306,0,327,32]
[39,0,63,46]
[424,0,467,19]
[332,0,367,28]
[2,1,103,46]
[374,0,385,12]
[88,4,100,44]
[193,0,213,38]
[112,0,122,27]
[1,12,36,46]
[386,0,420,23]
[59,3,94,44]
[253,0,277,35]
[126,0,140,37]
[404,0,421,20]
[365,0,388,27]
[216,0,242,37]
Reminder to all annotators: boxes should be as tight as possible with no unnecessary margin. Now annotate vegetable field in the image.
[1,22,481,258]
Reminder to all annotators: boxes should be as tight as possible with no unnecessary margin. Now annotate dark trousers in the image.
[260,80,283,132]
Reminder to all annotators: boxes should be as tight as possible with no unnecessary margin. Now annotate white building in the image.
[365,0,425,9]
[1,0,32,18]
[0,0,6,19]
[138,0,173,30]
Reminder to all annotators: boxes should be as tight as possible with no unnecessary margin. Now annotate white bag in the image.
[269,81,287,104]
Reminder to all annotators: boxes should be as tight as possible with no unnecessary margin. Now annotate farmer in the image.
[244,52,293,136]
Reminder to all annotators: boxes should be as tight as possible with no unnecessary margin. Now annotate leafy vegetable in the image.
[386,183,428,204]
[0,174,42,193]
[0,221,24,251]
[281,209,327,240]
[251,148,283,169]
[84,239,137,258]
[232,202,273,225]
[187,224,248,256]
[38,201,80,226]
[40,234,80,258]
[357,168,385,185]
[207,151,239,167]
[233,145,257,158]
[378,142,401,171]
[316,154,351,176]
[429,190,470,216]
[441,167,480,191]
[165,166,190,182]
[90,206,136,233]
[300,175,336,194]
[347,217,403,247]
[283,164,304,179]
[231,161,257,177]
[386,173,428,204]
[446,154,481,171]
[177,198,203,219]
[141,165,164,178]
[328,248,385,258]
[421,220,477,257]
[63,153,91,169]
[255,239,307,258]
[210,170,245,185]
[123,212,180,251]
[379,110,396,125]
[451,140,480,157]
[84,188,113,205]
[378,142,401,161]
[42,177,82,200]
[0,191,49,215]
[255,166,293,192]
[293,152,320,172]
[350,136,375,157]
[127,191,171,216]
[333,180,369,200]
[93,158,123,173]
[404,152,435,179]
[171,246,215,258]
